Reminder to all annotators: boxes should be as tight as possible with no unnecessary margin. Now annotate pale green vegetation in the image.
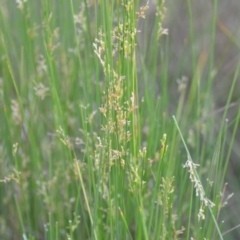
[0,0,240,239]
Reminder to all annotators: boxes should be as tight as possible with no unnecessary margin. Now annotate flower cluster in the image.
[156,0,168,39]
[183,157,215,221]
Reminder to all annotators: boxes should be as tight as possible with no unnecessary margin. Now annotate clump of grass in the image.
[0,0,240,239]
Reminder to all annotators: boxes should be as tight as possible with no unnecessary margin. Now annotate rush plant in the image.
[0,0,239,239]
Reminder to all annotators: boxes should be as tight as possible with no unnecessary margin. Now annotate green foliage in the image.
[0,0,239,239]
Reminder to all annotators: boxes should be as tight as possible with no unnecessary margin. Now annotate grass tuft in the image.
[0,0,239,239]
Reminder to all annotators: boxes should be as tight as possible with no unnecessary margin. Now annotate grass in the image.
[0,0,240,239]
